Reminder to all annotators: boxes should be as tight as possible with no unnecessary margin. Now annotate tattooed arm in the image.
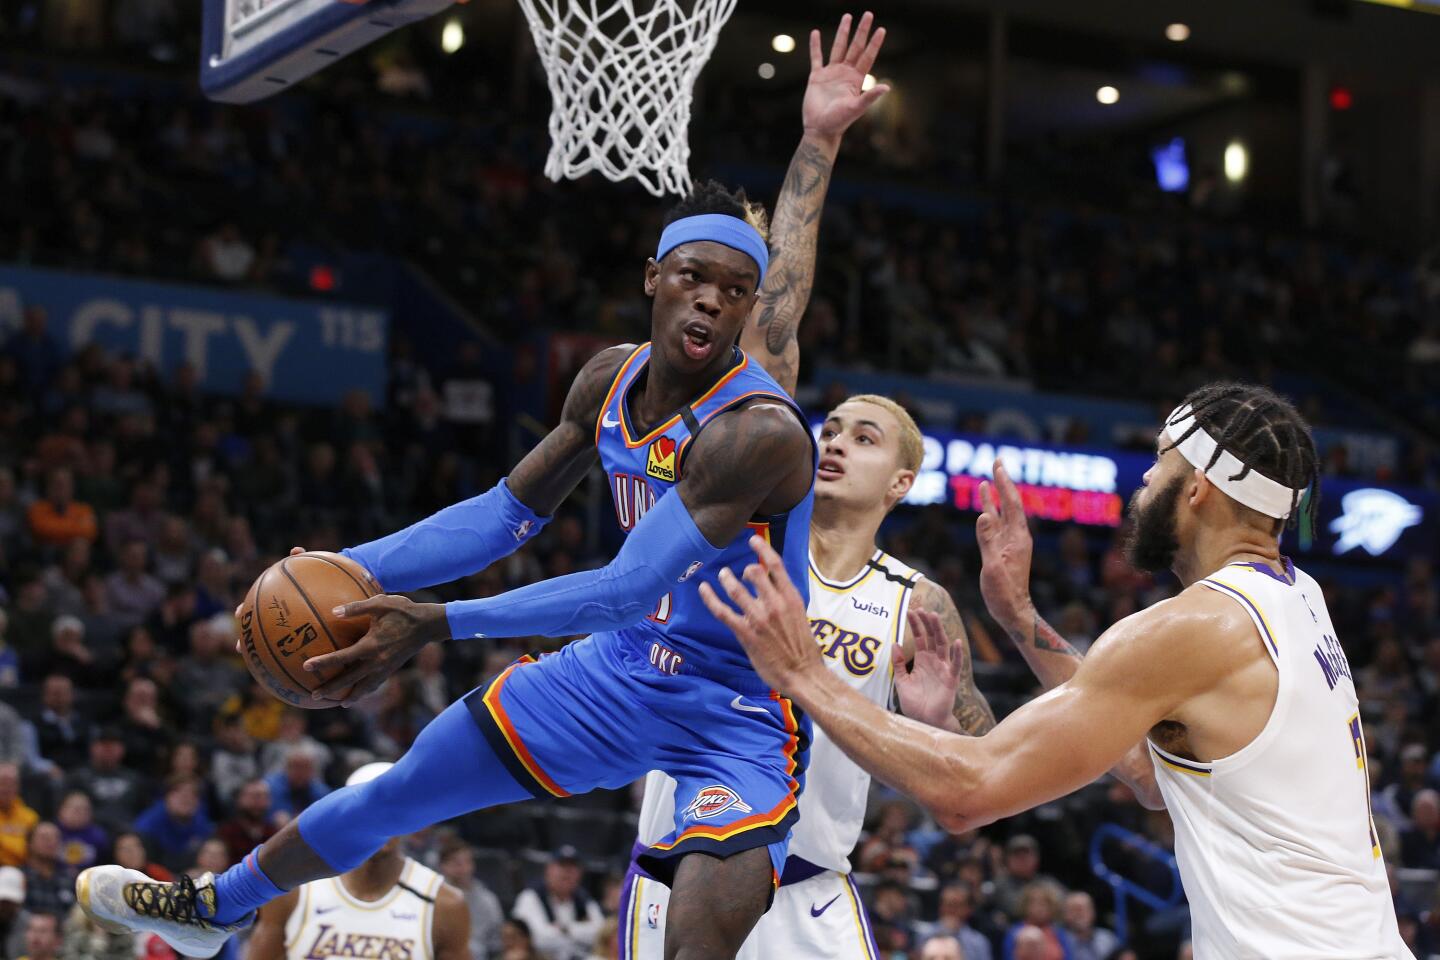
[741,13,889,395]
[977,463,1165,809]
[894,579,996,735]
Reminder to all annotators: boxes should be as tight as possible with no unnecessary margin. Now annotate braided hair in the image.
[664,179,770,243]
[1160,382,1322,537]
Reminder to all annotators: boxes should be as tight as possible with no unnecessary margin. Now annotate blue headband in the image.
[656,213,769,287]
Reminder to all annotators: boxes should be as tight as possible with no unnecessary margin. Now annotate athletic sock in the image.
[206,850,286,925]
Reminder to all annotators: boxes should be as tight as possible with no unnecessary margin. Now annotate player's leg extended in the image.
[664,849,774,960]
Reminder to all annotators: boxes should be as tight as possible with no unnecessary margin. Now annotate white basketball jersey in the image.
[1150,561,1412,960]
[639,550,922,874]
[283,859,446,960]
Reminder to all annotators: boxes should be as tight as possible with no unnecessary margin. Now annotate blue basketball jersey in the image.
[594,342,815,676]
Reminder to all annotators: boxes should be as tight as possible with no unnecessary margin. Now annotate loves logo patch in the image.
[682,785,752,821]
[646,435,679,482]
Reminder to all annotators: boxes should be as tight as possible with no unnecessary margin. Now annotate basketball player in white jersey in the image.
[706,382,1414,960]
[620,393,996,960]
[246,763,471,960]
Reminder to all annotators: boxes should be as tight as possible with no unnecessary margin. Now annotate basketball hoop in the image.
[515,0,738,197]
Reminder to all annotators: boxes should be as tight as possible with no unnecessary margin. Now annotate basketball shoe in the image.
[76,867,252,958]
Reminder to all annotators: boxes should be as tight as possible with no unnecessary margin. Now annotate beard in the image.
[1124,474,1185,573]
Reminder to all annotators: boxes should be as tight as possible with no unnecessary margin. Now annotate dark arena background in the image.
[1,1,1439,958]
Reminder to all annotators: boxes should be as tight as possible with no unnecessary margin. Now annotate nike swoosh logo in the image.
[729,695,769,715]
[810,894,842,918]
[602,411,620,428]
[316,906,340,915]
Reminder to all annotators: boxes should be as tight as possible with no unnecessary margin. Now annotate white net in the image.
[515,0,738,197]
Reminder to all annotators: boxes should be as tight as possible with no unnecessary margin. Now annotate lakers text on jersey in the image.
[283,860,445,960]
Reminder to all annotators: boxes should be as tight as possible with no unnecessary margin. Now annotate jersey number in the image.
[649,593,672,624]
[1347,714,1381,859]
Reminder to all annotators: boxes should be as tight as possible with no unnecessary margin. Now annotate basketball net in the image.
[515,0,738,197]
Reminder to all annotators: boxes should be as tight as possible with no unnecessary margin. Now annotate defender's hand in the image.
[802,12,890,146]
[894,608,963,731]
[977,460,1036,633]
[305,595,450,706]
[700,536,822,692]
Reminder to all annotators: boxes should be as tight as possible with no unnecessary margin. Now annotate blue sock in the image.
[207,850,286,924]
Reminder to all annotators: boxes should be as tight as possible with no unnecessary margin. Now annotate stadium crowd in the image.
[0,12,1437,960]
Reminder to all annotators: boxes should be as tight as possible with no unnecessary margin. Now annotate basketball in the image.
[238,552,382,709]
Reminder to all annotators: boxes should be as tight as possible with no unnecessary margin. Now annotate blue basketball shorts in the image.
[463,630,810,885]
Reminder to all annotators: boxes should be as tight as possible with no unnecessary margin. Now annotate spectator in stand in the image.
[36,618,103,690]
[33,675,87,773]
[2,307,61,393]
[104,541,166,631]
[112,678,170,778]
[0,613,17,691]
[1061,891,1119,960]
[104,484,163,555]
[1401,789,1440,869]
[132,777,212,872]
[0,867,29,960]
[1003,882,1072,960]
[63,730,147,837]
[868,880,919,957]
[992,835,1058,920]
[27,471,97,549]
[0,766,37,869]
[1383,745,1438,831]
[173,615,244,726]
[918,935,964,960]
[15,913,59,960]
[209,716,257,808]
[510,848,603,960]
[110,834,169,883]
[258,711,333,777]
[262,747,330,821]
[185,838,230,880]
[1010,925,1049,960]
[216,779,277,865]
[21,823,74,918]
[437,838,504,960]
[60,900,133,960]
[918,883,993,960]
[499,920,544,960]
[52,794,105,874]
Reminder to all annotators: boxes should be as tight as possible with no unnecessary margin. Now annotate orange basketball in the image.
[237,551,381,709]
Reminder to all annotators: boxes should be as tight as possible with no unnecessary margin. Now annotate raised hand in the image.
[894,608,964,731]
[303,595,450,707]
[699,536,821,692]
[803,12,890,146]
[977,460,1036,632]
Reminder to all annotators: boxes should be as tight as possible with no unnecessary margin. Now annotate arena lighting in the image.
[771,33,795,53]
[440,19,464,54]
[1096,85,1119,105]
[1224,140,1248,183]
[862,74,876,92]
[1165,23,1190,41]
[1330,86,1353,110]
[757,62,776,80]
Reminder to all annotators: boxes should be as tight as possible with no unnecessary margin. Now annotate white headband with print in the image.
[1164,404,1305,520]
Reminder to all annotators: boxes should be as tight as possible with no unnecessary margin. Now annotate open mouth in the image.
[682,320,715,361]
[817,456,845,481]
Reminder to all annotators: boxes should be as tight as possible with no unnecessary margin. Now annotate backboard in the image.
[201,0,453,103]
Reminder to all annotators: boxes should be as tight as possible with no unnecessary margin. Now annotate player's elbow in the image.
[917,760,995,835]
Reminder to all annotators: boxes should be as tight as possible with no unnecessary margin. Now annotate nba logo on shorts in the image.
[646,903,661,929]
[683,785,752,821]
[646,437,678,482]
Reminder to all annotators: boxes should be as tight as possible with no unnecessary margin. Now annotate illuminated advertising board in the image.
[820,424,1436,562]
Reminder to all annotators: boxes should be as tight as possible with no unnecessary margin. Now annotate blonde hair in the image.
[844,394,924,473]
[740,196,770,242]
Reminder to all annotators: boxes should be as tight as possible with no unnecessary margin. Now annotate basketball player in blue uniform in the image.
[77,14,891,960]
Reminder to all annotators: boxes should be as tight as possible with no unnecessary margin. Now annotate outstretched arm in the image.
[976,462,1165,808]
[893,580,996,735]
[340,345,631,591]
[304,405,813,704]
[703,537,1213,833]
[741,12,889,395]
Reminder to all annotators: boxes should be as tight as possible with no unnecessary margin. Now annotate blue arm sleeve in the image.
[444,489,723,640]
[342,478,549,592]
